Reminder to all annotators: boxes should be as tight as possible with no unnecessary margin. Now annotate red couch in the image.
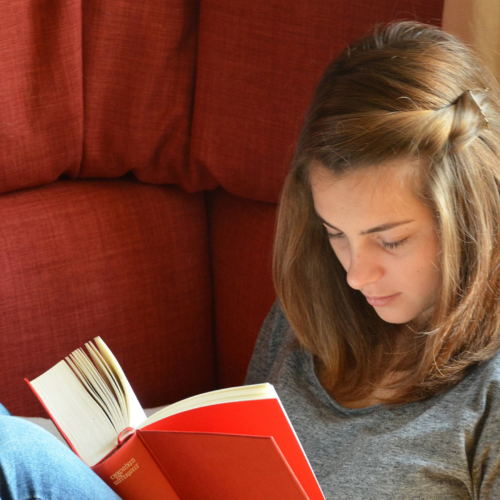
[0,0,443,417]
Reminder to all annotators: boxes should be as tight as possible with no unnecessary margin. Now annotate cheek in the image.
[409,251,440,295]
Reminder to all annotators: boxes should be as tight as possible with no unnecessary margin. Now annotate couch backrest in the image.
[190,0,445,203]
[0,0,202,193]
[0,0,444,196]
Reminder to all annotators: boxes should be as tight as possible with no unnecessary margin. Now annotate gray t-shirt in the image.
[245,301,500,499]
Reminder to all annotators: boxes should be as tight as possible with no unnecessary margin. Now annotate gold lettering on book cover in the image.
[110,458,140,485]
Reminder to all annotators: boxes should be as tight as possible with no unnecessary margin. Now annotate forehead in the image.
[310,160,427,222]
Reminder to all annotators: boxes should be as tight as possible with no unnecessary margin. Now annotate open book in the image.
[27,337,325,500]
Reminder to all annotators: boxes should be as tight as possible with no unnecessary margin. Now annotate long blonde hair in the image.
[274,21,500,403]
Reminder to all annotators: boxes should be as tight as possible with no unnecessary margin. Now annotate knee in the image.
[0,415,121,500]
[0,416,70,498]
[0,414,66,457]
[0,403,11,416]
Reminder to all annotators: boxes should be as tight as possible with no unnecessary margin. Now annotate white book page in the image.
[86,342,128,425]
[30,361,118,467]
[139,383,277,429]
[94,337,147,428]
[68,350,126,432]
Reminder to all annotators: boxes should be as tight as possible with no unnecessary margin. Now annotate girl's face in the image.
[310,161,440,325]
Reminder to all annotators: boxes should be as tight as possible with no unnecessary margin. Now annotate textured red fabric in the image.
[208,189,277,387]
[0,0,83,195]
[191,0,445,202]
[0,181,215,416]
[0,0,207,195]
[80,0,203,190]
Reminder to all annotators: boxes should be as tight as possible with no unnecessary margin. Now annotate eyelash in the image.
[327,232,409,250]
[382,238,409,249]
[327,233,344,240]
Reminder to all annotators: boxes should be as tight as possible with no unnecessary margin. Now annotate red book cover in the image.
[142,399,324,500]
[92,432,180,500]
[93,429,312,500]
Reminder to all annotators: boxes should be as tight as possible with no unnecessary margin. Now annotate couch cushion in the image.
[191,0,444,203]
[208,189,277,387]
[0,1,82,195]
[0,0,203,195]
[81,0,202,189]
[0,180,215,416]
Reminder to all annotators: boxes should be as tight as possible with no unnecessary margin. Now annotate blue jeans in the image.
[0,404,121,500]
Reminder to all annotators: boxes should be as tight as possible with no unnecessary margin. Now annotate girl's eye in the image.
[382,237,409,250]
[327,232,344,240]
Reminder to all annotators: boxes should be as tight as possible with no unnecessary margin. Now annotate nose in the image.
[345,248,384,291]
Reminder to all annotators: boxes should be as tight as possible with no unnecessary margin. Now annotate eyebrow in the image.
[316,214,415,235]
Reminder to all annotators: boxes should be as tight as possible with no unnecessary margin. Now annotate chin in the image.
[373,308,418,325]
[375,306,434,326]
[379,316,410,325]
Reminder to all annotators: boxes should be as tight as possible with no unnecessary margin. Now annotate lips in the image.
[364,293,401,307]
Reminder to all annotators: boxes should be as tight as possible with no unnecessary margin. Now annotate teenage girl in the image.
[246,21,500,499]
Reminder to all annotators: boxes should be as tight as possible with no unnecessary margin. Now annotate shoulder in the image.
[442,351,500,422]
[475,354,500,495]
[261,300,295,345]
[245,300,298,384]
[462,351,500,402]
[448,352,500,497]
